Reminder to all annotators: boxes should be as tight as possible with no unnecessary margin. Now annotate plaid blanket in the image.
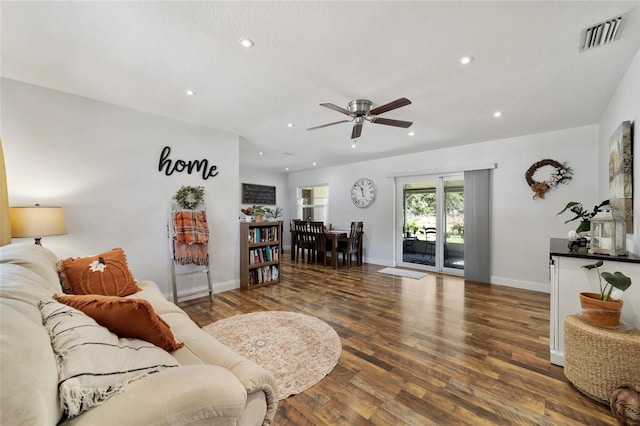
[173,210,209,244]
[173,210,209,265]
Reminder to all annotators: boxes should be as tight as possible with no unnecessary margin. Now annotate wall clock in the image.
[351,178,376,208]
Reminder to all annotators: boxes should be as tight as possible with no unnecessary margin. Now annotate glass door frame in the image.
[395,173,464,276]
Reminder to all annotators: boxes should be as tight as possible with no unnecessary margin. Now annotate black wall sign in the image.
[158,146,218,180]
[242,183,276,205]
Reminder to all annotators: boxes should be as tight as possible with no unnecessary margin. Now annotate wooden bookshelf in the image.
[240,221,282,289]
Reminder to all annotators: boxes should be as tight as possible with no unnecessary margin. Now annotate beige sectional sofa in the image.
[0,243,277,425]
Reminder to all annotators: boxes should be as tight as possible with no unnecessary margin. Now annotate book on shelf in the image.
[248,246,280,265]
[248,264,280,286]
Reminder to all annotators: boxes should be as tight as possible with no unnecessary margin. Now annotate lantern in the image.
[589,208,627,256]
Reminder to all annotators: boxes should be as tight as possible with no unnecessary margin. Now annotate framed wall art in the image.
[242,183,276,205]
[609,120,633,233]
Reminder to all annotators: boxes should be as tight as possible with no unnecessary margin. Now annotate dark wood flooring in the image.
[179,257,616,425]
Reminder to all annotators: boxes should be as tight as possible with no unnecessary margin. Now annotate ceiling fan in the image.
[306,97,413,139]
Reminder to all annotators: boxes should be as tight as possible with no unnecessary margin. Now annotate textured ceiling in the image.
[2,1,639,172]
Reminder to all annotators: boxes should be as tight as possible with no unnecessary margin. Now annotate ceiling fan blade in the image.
[306,119,351,131]
[351,122,363,139]
[320,103,352,116]
[371,117,413,128]
[369,97,412,116]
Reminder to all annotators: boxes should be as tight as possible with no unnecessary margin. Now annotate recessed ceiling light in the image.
[459,56,474,65]
[239,38,254,48]
[313,162,317,166]
[494,111,502,118]
[287,123,294,128]
[185,89,196,96]
[259,152,263,155]
[351,142,356,148]
[408,132,415,136]
[285,167,289,171]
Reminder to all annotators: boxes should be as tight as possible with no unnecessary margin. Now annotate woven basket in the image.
[564,314,640,404]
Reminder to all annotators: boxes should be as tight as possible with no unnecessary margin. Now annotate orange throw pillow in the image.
[53,294,184,352]
[59,248,140,296]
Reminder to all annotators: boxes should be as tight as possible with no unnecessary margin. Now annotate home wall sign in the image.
[609,120,633,233]
[242,183,276,205]
[158,146,218,180]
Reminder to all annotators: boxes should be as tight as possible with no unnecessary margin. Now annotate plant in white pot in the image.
[580,260,632,328]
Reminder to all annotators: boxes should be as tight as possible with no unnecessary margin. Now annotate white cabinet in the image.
[549,239,640,366]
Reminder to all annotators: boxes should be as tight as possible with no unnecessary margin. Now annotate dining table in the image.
[290,226,362,269]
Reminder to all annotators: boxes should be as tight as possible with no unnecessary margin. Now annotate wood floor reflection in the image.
[179,257,616,425]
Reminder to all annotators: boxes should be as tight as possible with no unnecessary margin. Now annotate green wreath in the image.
[173,185,205,209]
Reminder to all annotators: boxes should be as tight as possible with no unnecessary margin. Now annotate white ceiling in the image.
[2,1,639,173]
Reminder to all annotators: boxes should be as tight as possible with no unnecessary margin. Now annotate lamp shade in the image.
[9,206,67,238]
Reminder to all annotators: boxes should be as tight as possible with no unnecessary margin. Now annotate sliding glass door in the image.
[397,174,464,275]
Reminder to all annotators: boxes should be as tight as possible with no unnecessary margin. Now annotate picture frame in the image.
[609,120,633,234]
[242,183,276,205]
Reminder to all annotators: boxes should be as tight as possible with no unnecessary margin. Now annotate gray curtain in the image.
[463,169,491,283]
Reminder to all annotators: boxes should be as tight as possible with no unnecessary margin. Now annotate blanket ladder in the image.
[168,203,213,304]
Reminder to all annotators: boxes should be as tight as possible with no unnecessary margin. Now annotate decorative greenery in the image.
[173,185,205,209]
[557,200,609,233]
[582,260,632,301]
[265,206,283,219]
[241,205,267,217]
[525,159,572,199]
[451,223,464,236]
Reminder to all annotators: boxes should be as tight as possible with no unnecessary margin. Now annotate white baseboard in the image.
[550,350,565,367]
[363,257,394,267]
[490,275,550,293]
[163,279,240,302]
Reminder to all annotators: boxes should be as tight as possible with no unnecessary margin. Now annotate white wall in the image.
[2,78,241,297]
[288,125,600,292]
[599,47,640,254]
[5,44,637,298]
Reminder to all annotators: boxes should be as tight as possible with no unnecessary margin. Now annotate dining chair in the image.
[308,221,328,265]
[337,221,363,268]
[293,220,311,262]
[422,227,436,260]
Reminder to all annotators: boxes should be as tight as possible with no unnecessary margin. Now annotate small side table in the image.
[564,314,640,404]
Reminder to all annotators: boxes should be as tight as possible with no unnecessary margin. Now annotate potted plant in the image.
[252,205,266,222]
[580,260,632,328]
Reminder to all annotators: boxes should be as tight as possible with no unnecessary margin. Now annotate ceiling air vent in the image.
[580,15,623,51]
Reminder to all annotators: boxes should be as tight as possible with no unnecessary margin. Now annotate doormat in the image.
[378,267,427,279]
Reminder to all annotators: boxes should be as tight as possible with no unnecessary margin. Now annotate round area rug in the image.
[202,311,342,400]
